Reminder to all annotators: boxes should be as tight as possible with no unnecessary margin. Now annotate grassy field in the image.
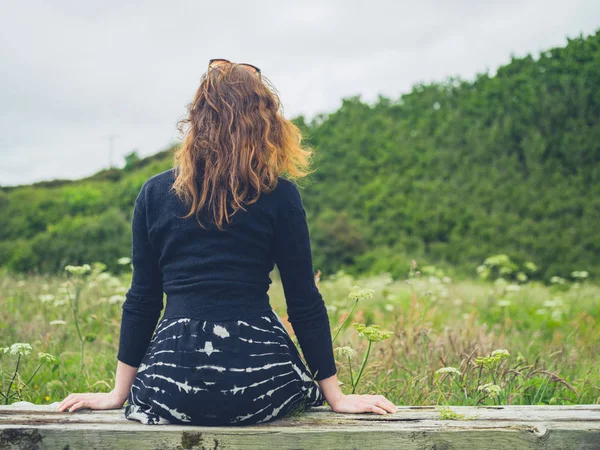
[1,261,598,408]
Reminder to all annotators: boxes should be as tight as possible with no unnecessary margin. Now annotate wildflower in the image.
[353,323,394,342]
[64,264,91,276]
[38,352,58,364]
[436,367,462,376]
[326,305,338,313]
[384,304,394,312]
[39,294,55,303]
[550,276,566,285]
[334,346,356,359]
[347,286,375,302]
[109,294,126,304]
[478,383,501,398]
[49,320,67,326]
[571,271,589,280]
[505,284,520,292]
[117,257,132,265]
[497,300,511,307]
[52,299,68,307]
[516,272,528,282]
[442,277,452,284]
[475,349,510,367]
[1,343,33,356]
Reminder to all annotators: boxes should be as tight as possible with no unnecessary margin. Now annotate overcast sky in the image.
[1,1,598,186]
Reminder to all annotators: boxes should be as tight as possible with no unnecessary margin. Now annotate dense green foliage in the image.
[300,30,600,280]
[1,31,598,279]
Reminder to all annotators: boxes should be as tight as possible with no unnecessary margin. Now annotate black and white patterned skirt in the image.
[124,308,326,426]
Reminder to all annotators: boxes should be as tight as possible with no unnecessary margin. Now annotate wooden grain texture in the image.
[0,403,599,449]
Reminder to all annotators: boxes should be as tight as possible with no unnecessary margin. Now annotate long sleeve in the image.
[274,183,337,381]
[117,182,164,368]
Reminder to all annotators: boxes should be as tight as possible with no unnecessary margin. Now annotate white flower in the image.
[571,270,589,280]
[497,300,511,307]
[1,343,33,356]
[442,277,452,284]
[348,286,375,302]
[384,304,394,312]
[49,320,67,326]
[117,257,132,265]
[478,383,501,398]
[39,294,55,303]
[505,284,520,292]
[38,352,58,363]
[64,264,91,276]
[550,276,566,285]
[436,367,461,376]
[109,295,126,304]
[491,349,510,358]
[334,346,356,359]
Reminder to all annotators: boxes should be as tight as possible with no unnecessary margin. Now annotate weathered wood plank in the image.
[0,402,599,449]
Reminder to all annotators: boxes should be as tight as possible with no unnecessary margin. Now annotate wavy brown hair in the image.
[171,61,314,230]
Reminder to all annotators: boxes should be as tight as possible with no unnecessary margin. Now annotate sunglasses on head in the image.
[208,58,261,76]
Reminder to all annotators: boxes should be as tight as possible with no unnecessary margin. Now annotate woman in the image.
[57,58,397,425]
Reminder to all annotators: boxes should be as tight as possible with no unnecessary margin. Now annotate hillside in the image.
[1,30,599,279]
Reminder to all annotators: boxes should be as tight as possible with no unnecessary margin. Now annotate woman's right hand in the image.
[328,393,398,415]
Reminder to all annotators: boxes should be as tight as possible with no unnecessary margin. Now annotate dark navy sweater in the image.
[117,168,337,381]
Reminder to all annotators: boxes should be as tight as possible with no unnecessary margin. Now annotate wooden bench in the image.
[0,402,598,449]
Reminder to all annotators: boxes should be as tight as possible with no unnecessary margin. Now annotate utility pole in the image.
[105,134,119,168]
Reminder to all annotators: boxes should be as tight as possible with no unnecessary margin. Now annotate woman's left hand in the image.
[57,389,126,413]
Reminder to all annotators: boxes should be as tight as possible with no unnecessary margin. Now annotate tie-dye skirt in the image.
[123,308,326,426]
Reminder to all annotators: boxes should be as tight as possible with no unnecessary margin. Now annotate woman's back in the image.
[117,167,337,425]
[146,168,294,314]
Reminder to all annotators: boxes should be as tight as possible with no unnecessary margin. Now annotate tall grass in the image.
[0,261,598,406]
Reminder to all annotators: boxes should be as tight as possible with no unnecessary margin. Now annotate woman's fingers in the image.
[58,394,88,412]
[377,397,397,413]
[57,394,75,410]
[368,404,388,414]
[68,400,86,412]
[377,400,397,413]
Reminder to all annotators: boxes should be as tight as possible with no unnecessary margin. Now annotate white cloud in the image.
[0,0,598,185]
